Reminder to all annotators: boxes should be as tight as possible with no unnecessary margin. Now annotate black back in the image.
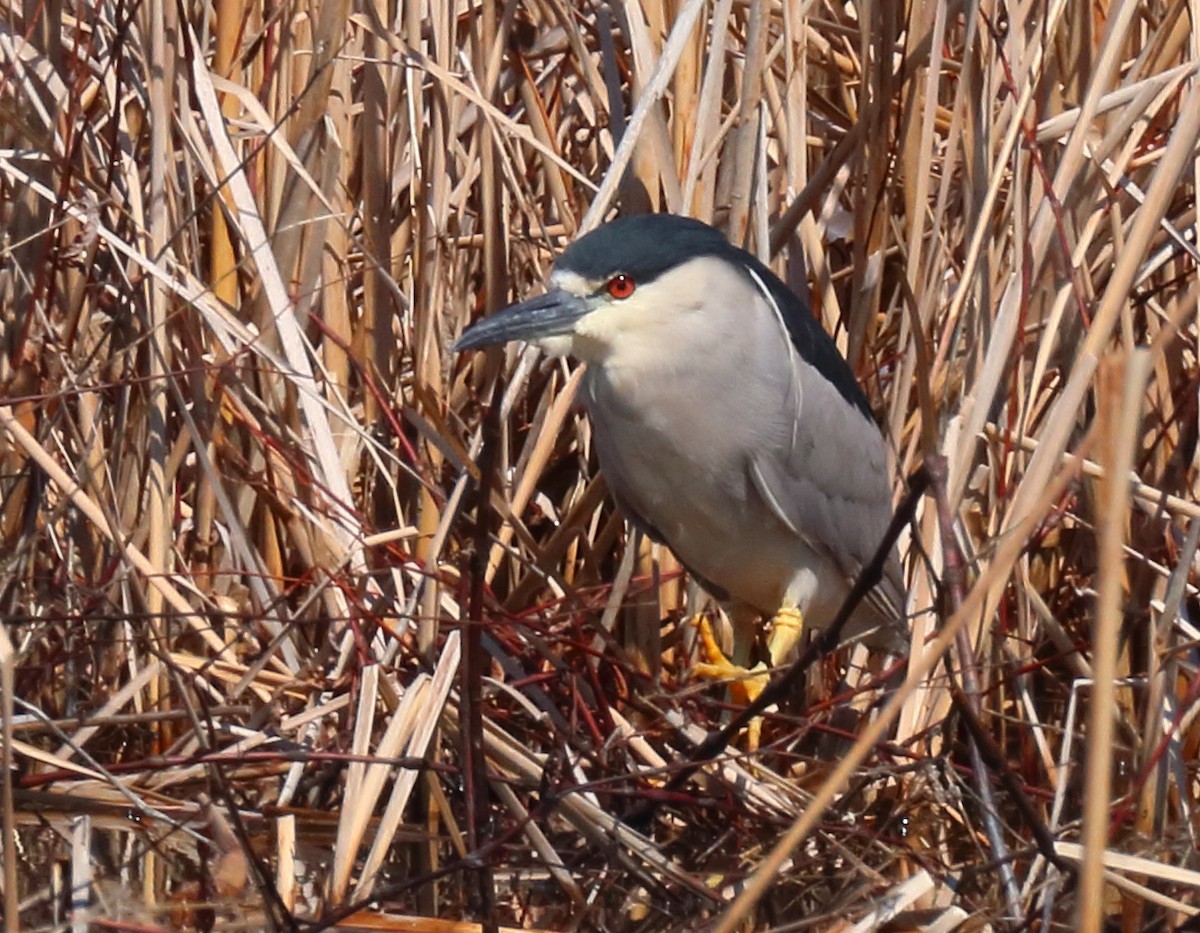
[555,215,874,421]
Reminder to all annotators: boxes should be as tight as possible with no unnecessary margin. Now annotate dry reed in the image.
[1,1,1199,931]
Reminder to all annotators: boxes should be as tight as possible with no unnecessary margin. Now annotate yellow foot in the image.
[691,615,766,749]
[688,615,769,705]
[685,608,809,750]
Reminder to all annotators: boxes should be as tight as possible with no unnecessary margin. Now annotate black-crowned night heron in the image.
[456,214,907,698]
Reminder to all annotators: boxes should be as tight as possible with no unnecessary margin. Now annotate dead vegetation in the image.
[1,0,1199,930]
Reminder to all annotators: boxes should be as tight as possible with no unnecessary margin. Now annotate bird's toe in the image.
[689,615,770,706]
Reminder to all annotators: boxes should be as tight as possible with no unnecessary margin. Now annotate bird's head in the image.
[454,215,744,365]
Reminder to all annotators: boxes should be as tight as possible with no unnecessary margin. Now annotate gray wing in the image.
[747,353,907,645]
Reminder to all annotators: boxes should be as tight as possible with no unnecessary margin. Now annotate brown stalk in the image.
[1078,351,1151,931]
[3,1,1198,927]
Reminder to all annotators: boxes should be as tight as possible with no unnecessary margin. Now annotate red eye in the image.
[606,274,636,300]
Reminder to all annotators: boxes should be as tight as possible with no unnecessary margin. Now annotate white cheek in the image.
[535,334,576,358]
[574,300,646,345]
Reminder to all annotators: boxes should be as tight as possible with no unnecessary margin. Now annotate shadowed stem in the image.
[463,378,503,931]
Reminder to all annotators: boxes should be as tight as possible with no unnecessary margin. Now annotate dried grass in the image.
[1,1,1199,931]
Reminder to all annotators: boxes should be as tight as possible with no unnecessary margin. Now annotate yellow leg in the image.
[766,606,805,668]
